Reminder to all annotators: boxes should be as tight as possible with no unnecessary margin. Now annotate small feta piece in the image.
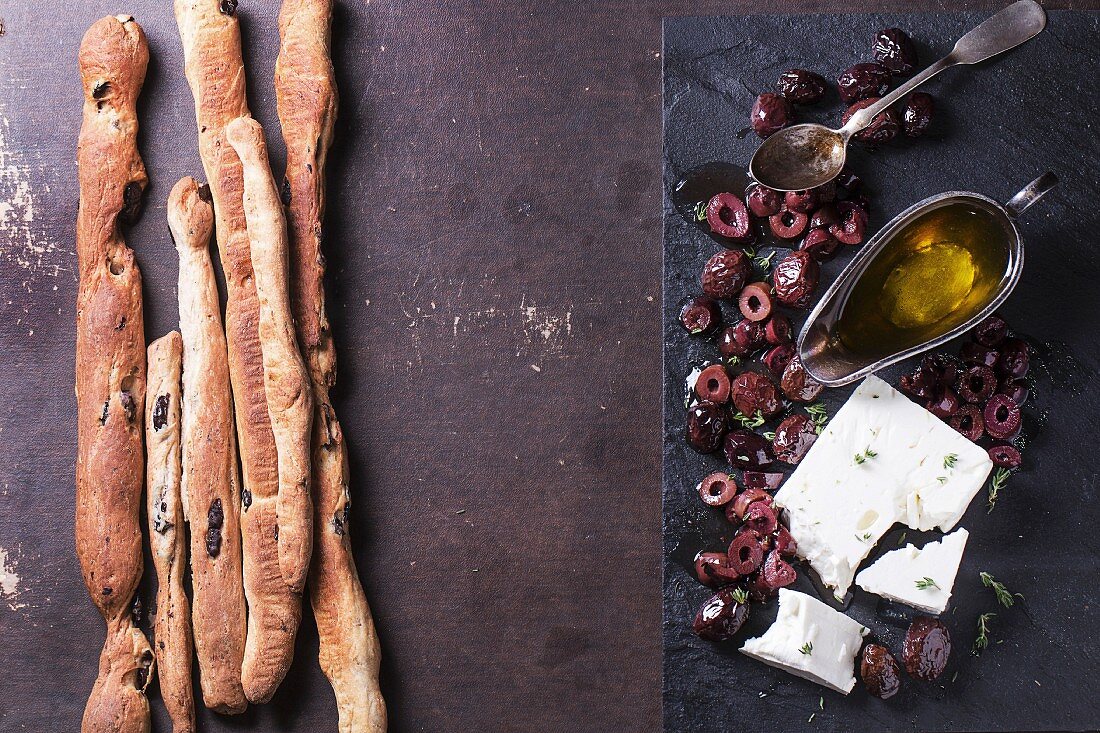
[740,588,868,694]
[775,375,992,596]
[856,528,969,614]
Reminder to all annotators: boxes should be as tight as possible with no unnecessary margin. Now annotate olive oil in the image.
[836,202,1009,358]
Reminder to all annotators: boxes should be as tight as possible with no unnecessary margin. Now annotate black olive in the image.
[280,177,292,206]
[120,180,145,225]
[206,498,224,557]
[219,0,238,16]
[152,394,170,431]
[119,391,136,423]
[241,489,252,509]
[92,81,110,99]
[208,498,224,528]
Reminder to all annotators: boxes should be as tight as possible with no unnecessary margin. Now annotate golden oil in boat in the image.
[836,202,1010,358]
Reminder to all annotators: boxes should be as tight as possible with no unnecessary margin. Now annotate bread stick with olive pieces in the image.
[226,115,314,600]
[145,332,194,733]
[75,15,155,733]
[170,176,248,714]
[276,2,387,729]
[175,0,304,703]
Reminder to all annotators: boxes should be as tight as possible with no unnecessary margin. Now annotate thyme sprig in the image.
[915,577,939,590]
[980,572,1022,608]
[987,467,1011,512]
[731,410,766,429]
[973,612,995,655]
[805,402,829,434]
[853,446,878,465]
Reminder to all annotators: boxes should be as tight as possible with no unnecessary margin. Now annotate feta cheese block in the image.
[774,375,992,597]
[856,528,969,614]
[740,588,868,694]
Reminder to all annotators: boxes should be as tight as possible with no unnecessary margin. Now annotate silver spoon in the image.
[749,0,1047,192]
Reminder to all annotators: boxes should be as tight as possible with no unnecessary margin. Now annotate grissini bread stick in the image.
[276,2,387,729]
[226,115,314,599]
[175,0,303,703]
[169,177,247,714]
[145,332,194,733]
[75,15,154,733]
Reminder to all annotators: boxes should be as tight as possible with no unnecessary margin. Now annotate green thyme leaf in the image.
[799,641,813,655]
[944,453,958,469]
[915,577,939,590]
[973,612,995,655]
[980,571,1019,608]
[854,446,877,465]
[731,410,766,429]
[987,467,1011,512]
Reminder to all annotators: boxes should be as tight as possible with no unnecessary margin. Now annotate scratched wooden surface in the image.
[0,1,1094,732]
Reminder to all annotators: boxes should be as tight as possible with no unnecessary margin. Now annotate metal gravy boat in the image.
[798,172,1058,386]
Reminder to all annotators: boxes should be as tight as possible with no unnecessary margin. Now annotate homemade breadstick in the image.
[226,115,314,595]
[75,15,154,733]
[145,332,194,733]
[276,2,387,729]
[170,177,248,714]
[175,0,303,703]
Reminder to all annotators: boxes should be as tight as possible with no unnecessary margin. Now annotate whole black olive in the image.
[837,62,891,103]
[872,28,918,76]
[903,92,935,137]
[776,69,828,105]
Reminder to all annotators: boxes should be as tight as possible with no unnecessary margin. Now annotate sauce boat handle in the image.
[1005,172,1058,219]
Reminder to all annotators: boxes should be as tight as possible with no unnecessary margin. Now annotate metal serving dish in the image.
[798,172,1058,386]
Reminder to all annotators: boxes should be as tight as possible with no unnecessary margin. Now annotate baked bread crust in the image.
[170,177,248,714]
[175,0,303,703]
[145,332,194,733]
[76,15,154,733]
[226,116,314,595]
[276,2,387,729]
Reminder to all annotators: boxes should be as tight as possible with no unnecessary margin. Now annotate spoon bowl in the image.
[748,124,846,192]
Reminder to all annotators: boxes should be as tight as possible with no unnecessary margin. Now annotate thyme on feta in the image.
[915,577,939,590]
[799,642,813,655]
[943,453,958,469]
[853,446,878,465]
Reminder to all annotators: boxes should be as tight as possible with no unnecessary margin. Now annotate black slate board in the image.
[662,11,1100,733]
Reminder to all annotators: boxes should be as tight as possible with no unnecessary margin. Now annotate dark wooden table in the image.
[0,1,1093,731]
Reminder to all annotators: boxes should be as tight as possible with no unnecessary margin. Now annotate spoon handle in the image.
[950,0,1047,65]
[840,0,1047,138]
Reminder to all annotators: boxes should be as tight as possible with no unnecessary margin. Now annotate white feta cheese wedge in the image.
[856,528,969,614]
[775,375,992,597]
[740,588,868,694]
